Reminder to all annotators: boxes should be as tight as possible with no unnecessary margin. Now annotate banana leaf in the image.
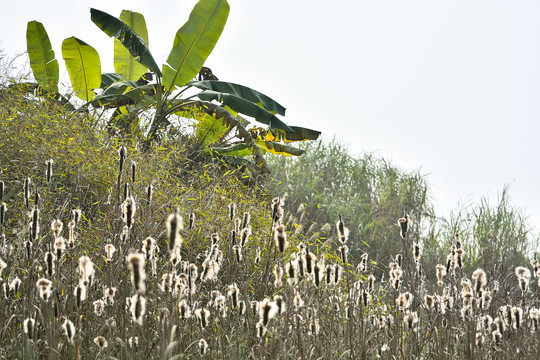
[62,37,101,101]
[90,8,161,76]
[197,90,293,133]
[115,10,149,81]
[162,0,229,89]
[190,80,286,115]
[212,143,252,157]
[100,73,122,88]
[26,21,59,93]
[256,141,305,156]
[262,126,321,142]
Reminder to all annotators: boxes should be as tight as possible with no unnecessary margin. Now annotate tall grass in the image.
[1,81,540,359]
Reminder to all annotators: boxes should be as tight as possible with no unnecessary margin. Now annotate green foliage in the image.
[2,83,540,359]
[61,37,101,101]
[114,10,150,81]
[26,21,59,93]
[191,80,287,115]
[162,0,229,88]
[24,1,321,173]
[90,8,161,76]
[268,139,432,263]
[433,186,534,273]
[195,111,231,146]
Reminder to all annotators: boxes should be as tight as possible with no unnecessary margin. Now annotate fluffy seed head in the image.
[436,264,447,286]
[516,266,531,293]
[274,295,286,314]
[94,336,108,350]
[53,236,66,258]
[194,308,210,328]
[121,196,136,228]
[232,245,242,263]
[228,202,236,221]
[227,283,240,309]
[104,244,116,262]
[93,299,105,316]
[36,278,52,301]
[274,266,284,287]
[336,215,348,243]
[75,282,87,307]
[512,306,523,329]
[0,258,7,277]
[103,287,117,306]
[397,215,410,239]
[178,299,191,319]
[242,212,251,229]
[23,318,35,340]
[403,310,418,330]
[79,256,95,286]
[61,319,76,344]
[472,268,487,295]
[51,219,63,239]
[309,318,320,335]
[256,321,267,338]
[259,297,278,326]
[413,242,422,263]
[340,245,349,264]
[492,330,502,345]
[240,227,251,247]
[30,208,40,241]
[294,290,304,309]
[127,253,146,293]
[274,225,287,253]
[130,294,146,325]
[166,210,184,251]
[141,237,156,260]
[199,339,208,355]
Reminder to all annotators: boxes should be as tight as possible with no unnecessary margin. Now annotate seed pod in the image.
[131,161,136,183]
[397,214,410,239]
[189,212,195,230]
[199,339,208,355]
[78,256,95,286]
[130,294,146,325]
[127,253,146,293]
[274,225,287,253]
[45,159,54,183]
[228,202,236,221]
[166,210,183,251]
[23,318,35,340]
[30,208,40,241]
[0,202,6,226]
[23,178,30,208]
[258,298,277,327]
[242,212,251,229]
[94,336,108,350]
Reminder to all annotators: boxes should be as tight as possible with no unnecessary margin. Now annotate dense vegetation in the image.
[1,76,539,359]
[0,0,538,358]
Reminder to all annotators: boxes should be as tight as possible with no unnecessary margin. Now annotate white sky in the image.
[1,0,540,231]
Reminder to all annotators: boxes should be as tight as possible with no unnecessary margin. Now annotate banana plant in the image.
[25,0,321,173]
[90,0,320,171]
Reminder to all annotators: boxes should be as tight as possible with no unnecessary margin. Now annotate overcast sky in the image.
[1,0,540,231]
